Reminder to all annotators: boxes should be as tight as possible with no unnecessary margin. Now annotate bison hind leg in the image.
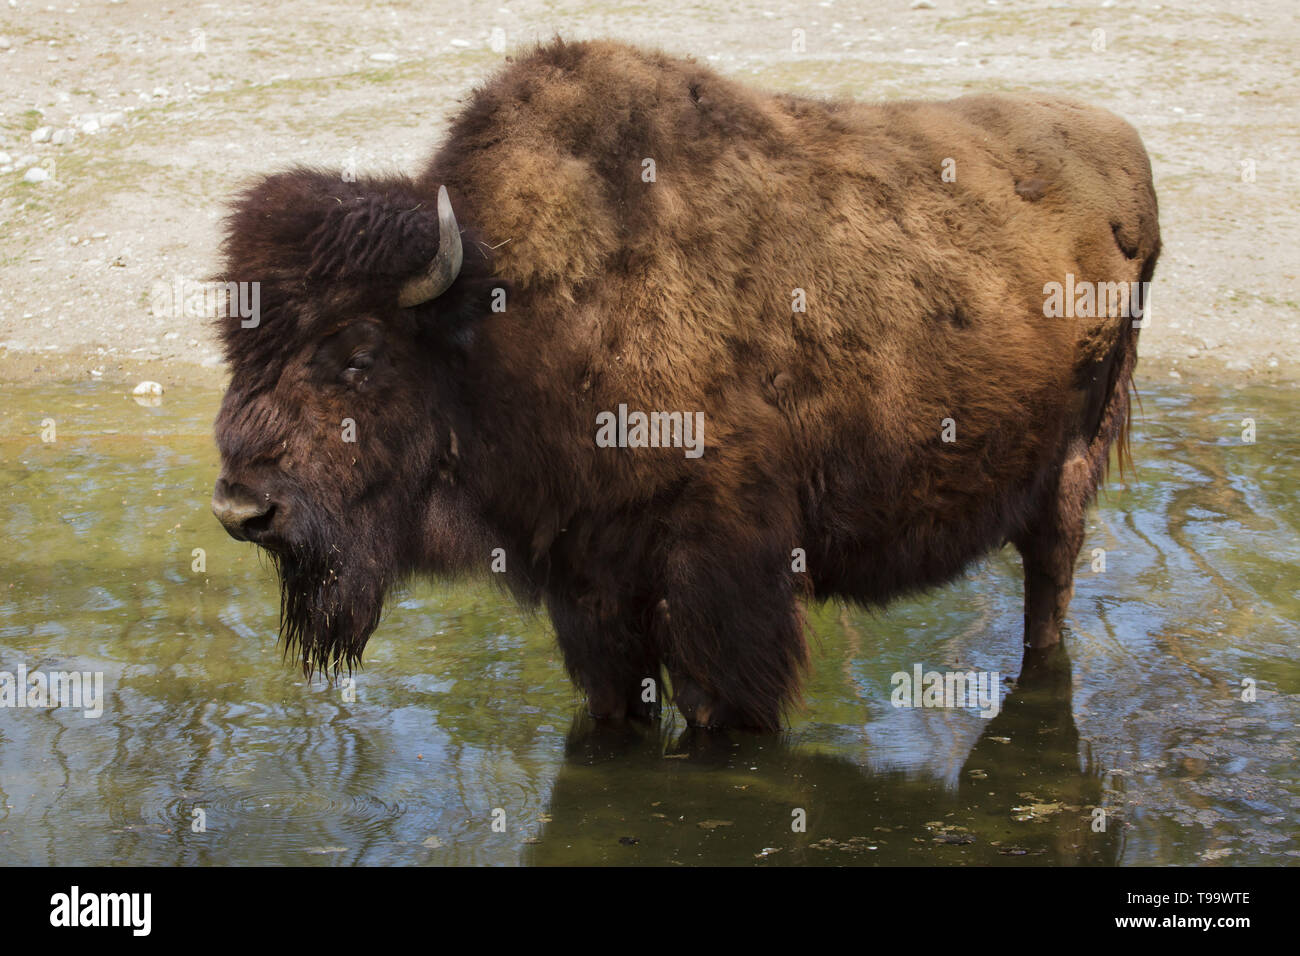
[1016,326,1138,648]
[1014,449,1092,649]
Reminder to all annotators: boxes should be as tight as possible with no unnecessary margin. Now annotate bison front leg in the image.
[658,557,809,732]
[545,593,663,721]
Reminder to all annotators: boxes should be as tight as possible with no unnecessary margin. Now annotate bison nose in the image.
[212,479,276,542]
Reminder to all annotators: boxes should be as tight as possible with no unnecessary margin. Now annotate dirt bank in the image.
[1,0,1296,387]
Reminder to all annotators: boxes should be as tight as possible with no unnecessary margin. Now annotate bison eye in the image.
[345,352,374,372]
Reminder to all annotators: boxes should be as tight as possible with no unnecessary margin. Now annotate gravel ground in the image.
[0,0,1296,387]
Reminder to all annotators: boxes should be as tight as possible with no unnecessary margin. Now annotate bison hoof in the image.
[672,678,749,730]
[585,688,660,722]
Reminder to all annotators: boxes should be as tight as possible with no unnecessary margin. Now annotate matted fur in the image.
[214,39,1160,729]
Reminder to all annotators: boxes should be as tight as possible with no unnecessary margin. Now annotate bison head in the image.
[211,168,488,676]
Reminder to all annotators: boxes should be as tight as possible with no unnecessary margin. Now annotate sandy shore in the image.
[1,0,1296,387]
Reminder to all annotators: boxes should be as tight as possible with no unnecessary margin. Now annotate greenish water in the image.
[0,380,1296,866]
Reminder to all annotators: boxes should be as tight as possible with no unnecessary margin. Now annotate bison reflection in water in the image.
[211,39,1160,731]
[528,644,1118,865]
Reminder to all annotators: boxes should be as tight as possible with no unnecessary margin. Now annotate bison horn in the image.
[398,185,464,307]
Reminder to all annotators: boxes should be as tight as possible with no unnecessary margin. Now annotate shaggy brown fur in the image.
[213,39,1160,731]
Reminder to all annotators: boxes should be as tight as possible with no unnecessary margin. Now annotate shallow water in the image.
[0,379,1296,866]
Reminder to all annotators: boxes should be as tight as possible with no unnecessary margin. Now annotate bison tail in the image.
[1088,241,1159,489]
[1091,324,1137,488]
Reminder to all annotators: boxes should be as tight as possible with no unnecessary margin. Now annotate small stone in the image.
[81,118,101,134]
[0,36,12,49]
[132,380,164,397]
[51,129,71,145]
[421,835,443,849]
[31,126,52,143]
[99,111,126,128]
[450,39,471,47]
[369,52,398,62]
[23,166,49,183]
[152,87,169,98]
[0,152,10,164]
[911,0,935,8]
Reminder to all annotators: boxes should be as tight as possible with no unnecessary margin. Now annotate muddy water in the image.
[0,380,1295,866]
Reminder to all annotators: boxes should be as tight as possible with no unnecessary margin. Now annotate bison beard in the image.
[272,544,390,678]
[212,38,1160,731]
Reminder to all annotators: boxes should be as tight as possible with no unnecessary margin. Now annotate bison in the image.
[211,39,1160,731]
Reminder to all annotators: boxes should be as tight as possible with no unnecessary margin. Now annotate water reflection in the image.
[0,381,1295,865]
[528,644,1119,865]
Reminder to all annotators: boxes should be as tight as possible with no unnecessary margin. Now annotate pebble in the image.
[369,52,397,62]
[31,126,52,143]
[0,37,11,50]
[81,117,101,134]
[0,151,10,165]
[132,381,164,397]
[911,0,936,8]
[100,111,126,128]
[23,166,50,183]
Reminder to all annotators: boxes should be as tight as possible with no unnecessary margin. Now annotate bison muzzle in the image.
[212,39,1160,731]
